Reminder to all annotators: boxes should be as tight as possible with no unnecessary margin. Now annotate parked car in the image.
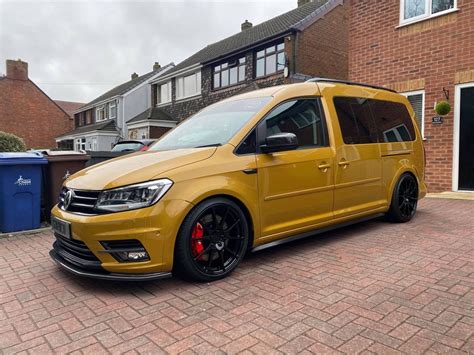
[111,139,155,152]
[50,79,427,282]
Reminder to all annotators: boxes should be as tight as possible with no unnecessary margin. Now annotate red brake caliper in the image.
[191,222,204,260]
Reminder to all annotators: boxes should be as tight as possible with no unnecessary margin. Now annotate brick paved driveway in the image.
[1,198,473,354]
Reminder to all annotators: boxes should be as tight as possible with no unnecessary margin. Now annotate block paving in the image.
[1,198,473,354]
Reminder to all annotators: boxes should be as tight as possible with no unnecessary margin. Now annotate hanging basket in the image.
[434,100,451,116]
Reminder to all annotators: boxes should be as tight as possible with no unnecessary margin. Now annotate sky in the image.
[0,0,296,103]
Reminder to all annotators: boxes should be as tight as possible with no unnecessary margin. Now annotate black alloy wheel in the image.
[388,173,418,223]
[174,197,249,282]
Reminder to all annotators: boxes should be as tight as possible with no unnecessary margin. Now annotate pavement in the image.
[1,198,473,354]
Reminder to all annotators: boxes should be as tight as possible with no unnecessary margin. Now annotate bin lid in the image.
[0,152,48,165]
[36,149,90,162]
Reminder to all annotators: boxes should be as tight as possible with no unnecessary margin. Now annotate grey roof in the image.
[127,107,176,124]
[57,120,118,138]
[81,63,174,108]
[166,0,330,75]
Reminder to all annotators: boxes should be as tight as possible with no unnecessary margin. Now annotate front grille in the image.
[53,233,101,270]
[59,188,100,215]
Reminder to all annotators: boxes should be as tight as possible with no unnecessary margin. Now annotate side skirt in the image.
[251,213,385,253]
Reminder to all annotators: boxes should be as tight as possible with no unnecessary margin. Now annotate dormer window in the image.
[96,105,106,121]
[256,42,285,78]
[213,57,246,89]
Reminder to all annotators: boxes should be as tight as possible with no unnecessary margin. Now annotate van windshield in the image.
[149,97,271,151]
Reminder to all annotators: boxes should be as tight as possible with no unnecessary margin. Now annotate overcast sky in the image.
[0,0,296,103]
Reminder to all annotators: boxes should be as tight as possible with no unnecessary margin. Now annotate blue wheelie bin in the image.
[0,152,47,233]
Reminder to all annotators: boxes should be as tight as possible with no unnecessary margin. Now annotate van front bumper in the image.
[49,199,193,279]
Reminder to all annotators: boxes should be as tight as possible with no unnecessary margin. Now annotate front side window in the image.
[263,99,328,148]
[214,57,246,89]
[401,0,455,23]
[402,91,424,137]
[150,97,271,151]
[158,81,172,104]
[176,71,201,99]
[256,42,285,78]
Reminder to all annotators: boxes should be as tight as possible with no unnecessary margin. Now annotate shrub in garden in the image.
[0,131,27,152]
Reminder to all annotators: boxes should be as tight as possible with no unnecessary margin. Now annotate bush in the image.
[0,131,27,152]
[435,100,451,116]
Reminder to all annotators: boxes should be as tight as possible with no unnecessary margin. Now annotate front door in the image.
[256,98,334,241]
[458,86,474,191]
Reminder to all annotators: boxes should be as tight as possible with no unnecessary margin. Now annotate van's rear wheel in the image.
[387,173,418,223]
[174,197,249,282]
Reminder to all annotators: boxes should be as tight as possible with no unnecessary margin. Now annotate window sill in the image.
[175,93,202,103]
[156,102,171,107]
[397,8,459,29]
[212,82,246,93]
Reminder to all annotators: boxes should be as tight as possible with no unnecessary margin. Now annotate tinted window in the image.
[334,97,378,144]
[236,129,257,155]
[263,99,327,148]
[370,100,416,142]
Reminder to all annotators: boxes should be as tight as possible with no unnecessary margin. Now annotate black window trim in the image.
[212,56,246,91]
[233,96,330,156]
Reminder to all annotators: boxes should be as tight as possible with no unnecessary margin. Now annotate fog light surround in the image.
[115,250,149,262]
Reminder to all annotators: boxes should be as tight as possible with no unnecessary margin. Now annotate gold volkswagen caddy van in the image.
[50,79,427,282]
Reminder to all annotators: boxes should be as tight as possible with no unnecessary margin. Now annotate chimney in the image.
[153,62,161,71]
[298,0,311,7]
[6,59,28,80]
[241,20,252,31]
[131,72,139,80]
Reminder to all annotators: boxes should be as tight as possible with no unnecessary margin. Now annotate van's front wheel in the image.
[174,198,249,282]
[387,173,418,223]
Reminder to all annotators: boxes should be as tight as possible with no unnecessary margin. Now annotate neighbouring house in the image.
[348,0,474,192]
[135,0,348,138]
[54,100,85,119]
[0,59,74,148]
[56,62,174,151]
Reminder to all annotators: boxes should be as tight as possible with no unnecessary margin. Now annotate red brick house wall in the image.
[295,1,349,80]
[0,60,73,149]
[348,0,474,192]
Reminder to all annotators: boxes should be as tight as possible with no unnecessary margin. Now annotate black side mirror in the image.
[260,133,298,153]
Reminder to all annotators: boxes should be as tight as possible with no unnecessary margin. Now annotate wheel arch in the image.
[387,166,419,204]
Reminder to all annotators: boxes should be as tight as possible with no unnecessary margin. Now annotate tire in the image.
[387,173,419,223]
[174,197,249,282]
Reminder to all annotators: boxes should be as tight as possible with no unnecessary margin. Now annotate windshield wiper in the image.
[194,143,222,148]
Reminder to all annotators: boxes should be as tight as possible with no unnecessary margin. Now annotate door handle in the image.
[338,159,350,168]
[318,163,331,172]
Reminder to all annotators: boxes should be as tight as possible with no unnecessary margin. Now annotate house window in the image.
[96,105,106,121]
[402,90,425,138]
[214,57,246,89]
[401,0,456,24]
[75,138,86,151]
[176,71,201,99]
[256,42,285,78]
[109,101,117,119]
[158,81,172,104]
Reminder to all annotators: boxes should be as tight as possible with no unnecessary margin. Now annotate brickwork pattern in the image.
[1,198,473,353]
[0,79,73,149]
[348,0,474,192]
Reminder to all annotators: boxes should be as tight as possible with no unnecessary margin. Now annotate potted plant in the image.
[434,100,451,116]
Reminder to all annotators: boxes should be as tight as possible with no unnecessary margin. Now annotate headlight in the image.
[95,179,173,212]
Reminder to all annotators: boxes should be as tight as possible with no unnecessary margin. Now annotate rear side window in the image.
[370,100,416,142]
[333,97,378,144]
[263,99,328,148]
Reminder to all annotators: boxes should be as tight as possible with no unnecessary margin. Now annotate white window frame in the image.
[176,71,201,100]
[400,0,457,26]
[157,81,172,105]
[402,90,425,139]
[96,105,106,122]
[75,137,86,151]
[109,101,117,119]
